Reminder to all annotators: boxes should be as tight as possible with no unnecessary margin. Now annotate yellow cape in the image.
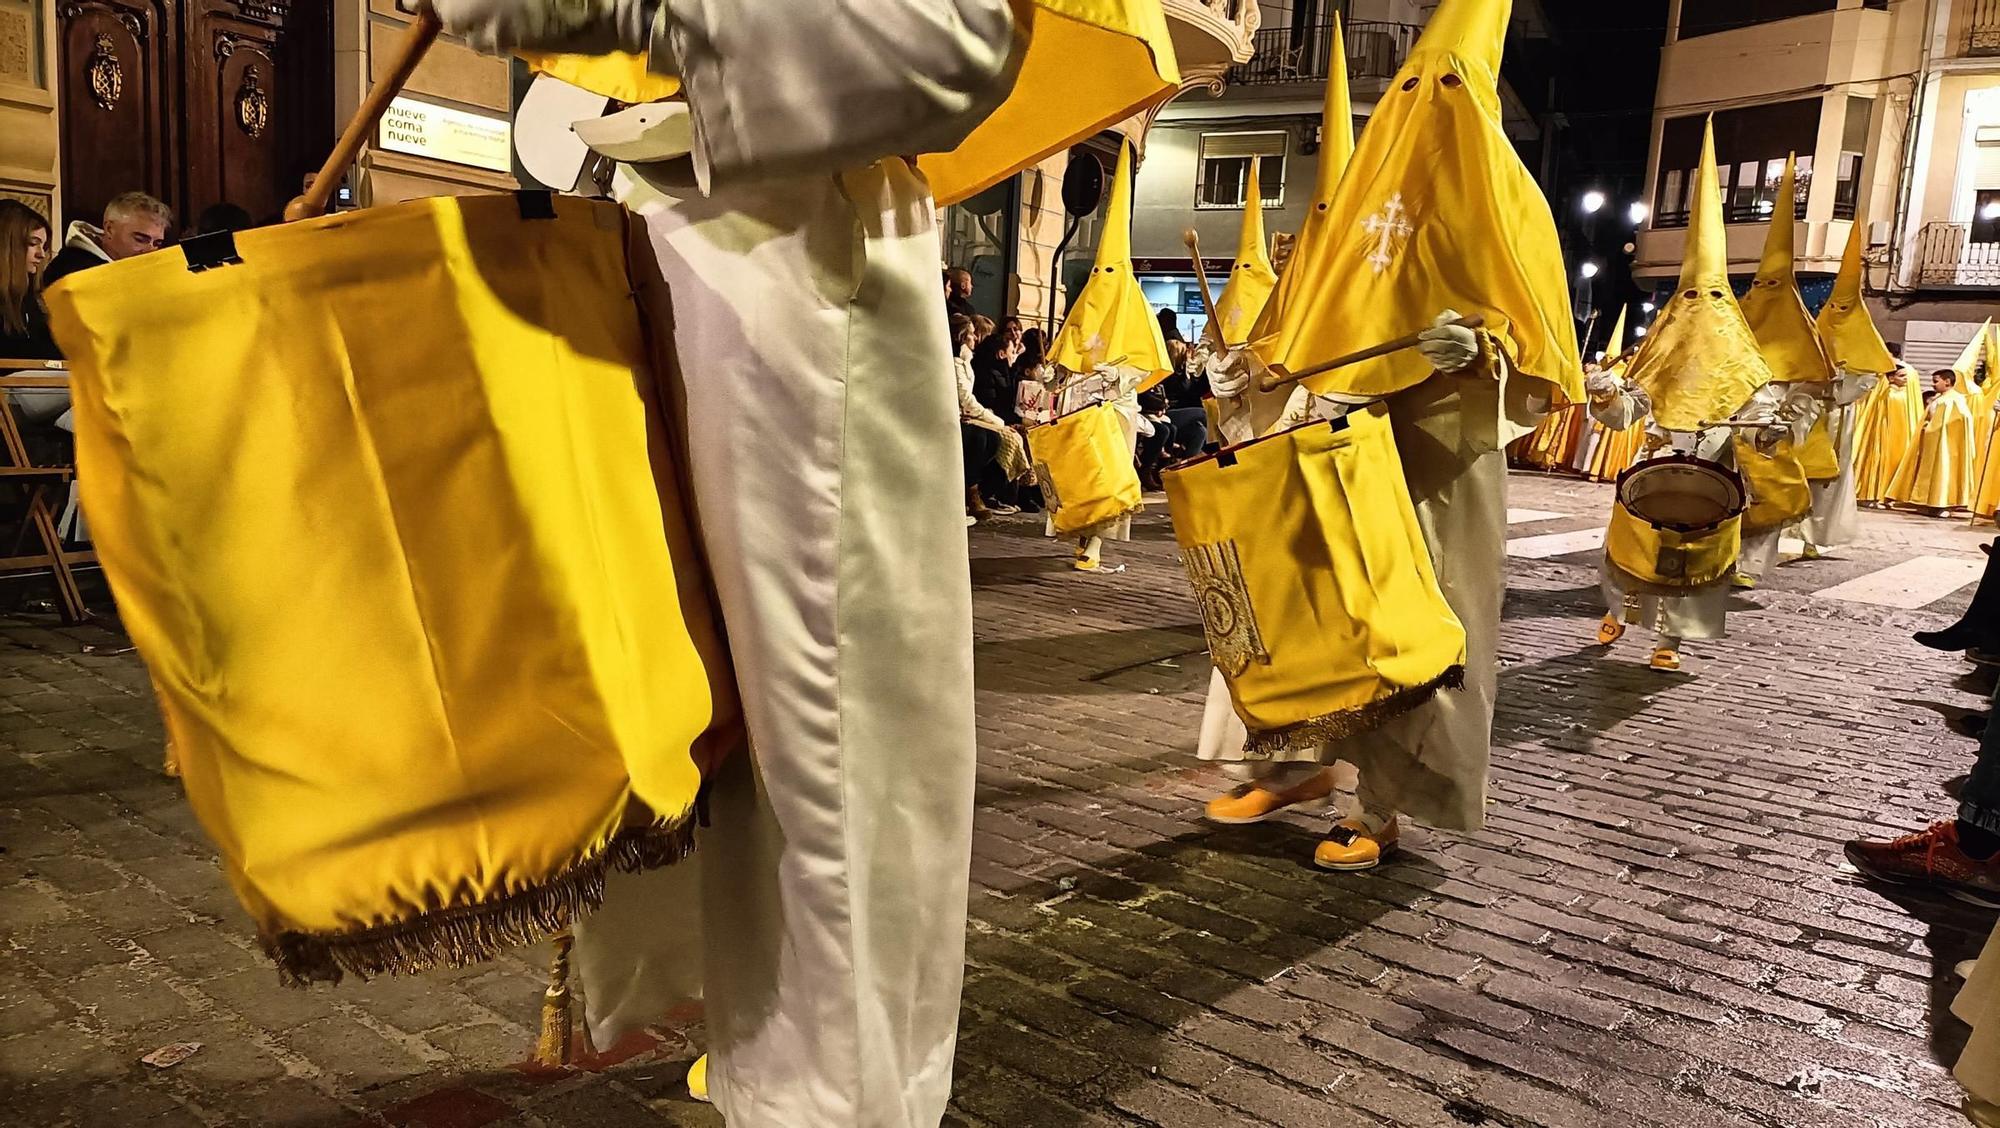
[524,0,1181,207]
[1624,118,1773,432]
[1815,203,1897,377]
[1889,385,1978,510]
[1248,12,1352,346]
[1211,161,1279,347]
[1250,0,1583,403]
[1050,141,1173,389]
[1854,368,1924,504]
[1738,155,1833,385]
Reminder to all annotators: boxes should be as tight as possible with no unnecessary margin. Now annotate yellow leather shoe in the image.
[1801,543,1822,560]
[688,1054,710,1104]
[1595,615,1625,645]
[1731,573,1757,589]
[1204,770,1336,825]
[1314,817,1398,871]
[1649,648,1681,672]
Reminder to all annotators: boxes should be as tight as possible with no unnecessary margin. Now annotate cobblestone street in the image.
[5,473,2000,1127]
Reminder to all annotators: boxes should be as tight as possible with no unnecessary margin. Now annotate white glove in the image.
[424,0,657,55]
[1755,419,1789,451]
[1583,369,1620,402]
[1204,349,1256,400]
[1417,310,1481,374]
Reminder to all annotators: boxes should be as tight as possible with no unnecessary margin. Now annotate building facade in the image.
[3,1,518,235]
[1632,0,2000,369]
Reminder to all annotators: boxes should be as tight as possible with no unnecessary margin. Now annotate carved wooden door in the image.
[55,0,174,229]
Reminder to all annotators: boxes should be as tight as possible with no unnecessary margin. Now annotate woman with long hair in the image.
[0,200,58,360]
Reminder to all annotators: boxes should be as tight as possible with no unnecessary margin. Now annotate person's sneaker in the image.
[687,1054,710,1103]
[1204,770,1336,825]
[1845,821,2000,907]
[1314,817,1398,871]
[988,503,1021,516]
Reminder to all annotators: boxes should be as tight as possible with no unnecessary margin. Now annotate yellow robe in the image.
[1853,373,1923,504]
[1888,387,1978,510]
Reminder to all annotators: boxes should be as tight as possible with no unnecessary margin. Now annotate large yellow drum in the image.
[46,194,740,984]
[1732,434,1813,532]
[1163,405,1466,756]
[1605,455,1746,588]
[1028,400,1144,536]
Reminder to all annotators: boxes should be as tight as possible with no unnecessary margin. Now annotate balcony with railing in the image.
[1968,0,2000,56]
[1227,19,1417,89]
[1915,221,2000,288]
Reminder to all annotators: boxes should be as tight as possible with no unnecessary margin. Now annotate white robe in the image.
[1792,371,1877,551]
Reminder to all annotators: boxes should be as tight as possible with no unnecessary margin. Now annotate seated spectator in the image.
[0,200,59,360]
[192,202,254,237]
[43,192,175,288]
[1158,339,1209,455]
[953,316,1027,520]
[971,329,1018,423]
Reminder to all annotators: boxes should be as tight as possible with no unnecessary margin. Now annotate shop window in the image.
[1653,99,1819,227]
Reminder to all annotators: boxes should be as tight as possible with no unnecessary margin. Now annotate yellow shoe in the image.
[1731,573,1757,589]
[1595,615,1625,645]
[1314,817,1398,871]
[688,1054,710,1104]
[1802,543,1822,560]
[1649,648,1681,672]
[1204,770,1336,825]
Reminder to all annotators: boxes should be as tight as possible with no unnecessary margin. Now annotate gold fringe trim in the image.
[263,816,697,988]
[1241,665,1467,759]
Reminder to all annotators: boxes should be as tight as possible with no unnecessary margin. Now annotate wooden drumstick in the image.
[1256,316,1487,394]
[1183,230,1223,344]
[285,10,443,222]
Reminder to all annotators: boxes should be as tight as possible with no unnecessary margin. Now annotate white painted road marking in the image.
[1507,508,1569,525]
[1815,556,1984,609]
[1506,528,1608,560]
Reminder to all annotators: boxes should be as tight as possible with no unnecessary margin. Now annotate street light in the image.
[1582,190,1607,214]
[1635,326,1649,337]
[1983,200,2000,221]
[1642,301,1656,313]
[1629,201,1650,225]
[1580,261,1601,279]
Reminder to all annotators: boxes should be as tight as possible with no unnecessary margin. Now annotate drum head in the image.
[1617,457,1745,531]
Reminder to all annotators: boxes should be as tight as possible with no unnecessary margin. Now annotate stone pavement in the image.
[3,473,1998,1127]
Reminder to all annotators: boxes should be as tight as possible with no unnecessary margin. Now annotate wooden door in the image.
[180,1,331,226]
[55,0,175,228]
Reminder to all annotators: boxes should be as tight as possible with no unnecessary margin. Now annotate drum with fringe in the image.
[1028,400,1144,536]
[1605,455,1746,589]
[1732,435,1813,532]
[45,193,740,985]
[1163,404,1467,757]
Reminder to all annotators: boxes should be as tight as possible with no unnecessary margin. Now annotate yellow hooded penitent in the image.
[1211,160,1279,345]
[1815,204,1897,377]
[1050,141,1173,389]
[1601,305,1629,366]
[921,0,1180,205]
[518,51,682,105]
[1624,119,1773,432]
[1250,0,1582,402]
[1739,155,1833,384]
[1248,12,1352,347]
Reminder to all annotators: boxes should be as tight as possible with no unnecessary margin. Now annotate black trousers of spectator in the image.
[962,423,1000,489]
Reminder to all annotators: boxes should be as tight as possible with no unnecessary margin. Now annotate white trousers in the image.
[573,160,977,1128]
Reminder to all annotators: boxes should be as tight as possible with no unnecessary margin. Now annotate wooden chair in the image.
[0,362,93,623]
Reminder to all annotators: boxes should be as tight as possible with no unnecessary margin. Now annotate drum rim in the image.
[1163,414,1354,476]
[1612,452,1747,533]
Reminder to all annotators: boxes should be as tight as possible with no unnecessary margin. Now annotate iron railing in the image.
[1915,221,2000,288]
[1228,19,1418,87]
[1969,0,2000,56]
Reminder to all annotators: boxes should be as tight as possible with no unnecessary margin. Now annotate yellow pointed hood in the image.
[922,0,1181,204]
[1952,320,1995,396]
[1248,0,1583,403]
[1211,161,1279,345]
[1814,203,1898,377]
[1623,118,1773,431]
[1601,305,1628,363]
[1050,142,1173,389]
[1739,155,1833,384]
[1247,13,1353,349]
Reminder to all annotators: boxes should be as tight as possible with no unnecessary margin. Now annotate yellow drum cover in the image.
[1731,435,1812,532]
[1797,414,1840,480]
[1606,456,1746,588]
[1029,401,1143,536]
[1163,405,1467,756]
[45,195,739,984]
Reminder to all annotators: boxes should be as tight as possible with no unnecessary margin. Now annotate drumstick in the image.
[285,11,443,221]
[1256,316,1487,394]
[1697,420,1778,429]
[1183,230,1224,345]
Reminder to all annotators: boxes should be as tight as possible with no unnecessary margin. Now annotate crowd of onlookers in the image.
[946,270,1214,523]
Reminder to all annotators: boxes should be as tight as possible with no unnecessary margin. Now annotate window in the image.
[1975,190,2000,245]
[1197,132,1287,209]
[1678,0,1837,39]
[1653,99,1820,227]
[1835,96,1874,221]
